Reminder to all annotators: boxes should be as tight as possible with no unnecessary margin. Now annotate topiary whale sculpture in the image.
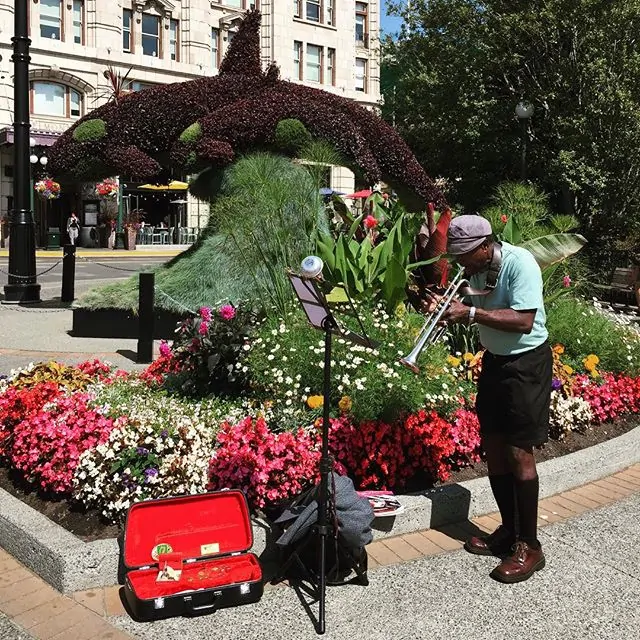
[48,9,447,210]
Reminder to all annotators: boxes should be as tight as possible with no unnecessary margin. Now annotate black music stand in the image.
[274,273,375,635]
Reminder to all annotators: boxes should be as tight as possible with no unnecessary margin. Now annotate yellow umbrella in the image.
[137,180,188,191]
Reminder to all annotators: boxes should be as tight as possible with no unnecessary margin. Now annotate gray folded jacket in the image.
[274,474,375,550]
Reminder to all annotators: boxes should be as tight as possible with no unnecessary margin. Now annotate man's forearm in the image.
[474,307,534,334]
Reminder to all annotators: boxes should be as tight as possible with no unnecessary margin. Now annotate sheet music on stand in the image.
[287,273,377,349]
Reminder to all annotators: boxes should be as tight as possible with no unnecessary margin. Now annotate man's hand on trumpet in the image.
[417,289,442,315]
[441,300,471,324]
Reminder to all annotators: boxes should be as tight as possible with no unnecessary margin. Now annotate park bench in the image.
[593,267,638,307]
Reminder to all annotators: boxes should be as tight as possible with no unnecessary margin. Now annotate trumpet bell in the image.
[399,356,420,374]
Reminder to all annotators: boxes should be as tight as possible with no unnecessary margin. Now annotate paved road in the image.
[0,256,167,297]
[114,494,640,640]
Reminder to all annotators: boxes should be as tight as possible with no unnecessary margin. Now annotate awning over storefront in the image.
[0,127,61,147]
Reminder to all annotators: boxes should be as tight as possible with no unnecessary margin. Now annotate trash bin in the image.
[47,227,61,249]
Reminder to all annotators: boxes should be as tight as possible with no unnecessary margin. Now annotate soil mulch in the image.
[0,416,637,543]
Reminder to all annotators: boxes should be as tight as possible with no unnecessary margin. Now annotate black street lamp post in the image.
[4,1,41,304]
[515,101,534,182]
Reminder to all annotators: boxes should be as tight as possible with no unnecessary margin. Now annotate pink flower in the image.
[199,307,212,323]
[198,321,209,335]
[219,304,236,321]
[500,214,508,224]
[563,275,572,288]
[363,215,379,230]
[159,341,172,357]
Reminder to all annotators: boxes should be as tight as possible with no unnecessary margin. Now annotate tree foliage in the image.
[384,0,640,269]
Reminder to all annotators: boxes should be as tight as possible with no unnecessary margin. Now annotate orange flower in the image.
[338,396,352,414]
[552,344,565,355]
[306,395,324,410]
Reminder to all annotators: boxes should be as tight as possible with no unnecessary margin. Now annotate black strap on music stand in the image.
[272,273,374,635]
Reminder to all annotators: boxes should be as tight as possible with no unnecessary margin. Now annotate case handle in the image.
[187,594,221,613]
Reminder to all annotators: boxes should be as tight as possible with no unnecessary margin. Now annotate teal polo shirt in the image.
[463,242,548,356]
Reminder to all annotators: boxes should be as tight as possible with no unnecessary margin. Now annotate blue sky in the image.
[381,2,404,35]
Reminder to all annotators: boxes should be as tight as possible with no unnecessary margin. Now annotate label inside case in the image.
[200,542,220,556]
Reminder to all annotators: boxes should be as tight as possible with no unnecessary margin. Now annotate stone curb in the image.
[1,425,638,593]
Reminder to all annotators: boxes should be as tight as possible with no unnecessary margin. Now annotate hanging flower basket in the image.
[34,177,61,200]
[95,178,119,199]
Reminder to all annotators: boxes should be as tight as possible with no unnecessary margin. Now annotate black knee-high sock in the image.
[514,475,540,547]
[488,473,516,534]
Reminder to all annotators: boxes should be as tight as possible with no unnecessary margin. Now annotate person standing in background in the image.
[67,212,80,246]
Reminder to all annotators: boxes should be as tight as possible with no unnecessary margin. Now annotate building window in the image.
[356,2,368,47]
[306,0,321,22]
[72,1,84,44]
[355,58,368,93]
[141,13,160,57]
[306,44,322,83]
[327,48,336,86]
[211,28,220,70]
[40,0,62,40]
[222,0,243,7]
[326,0,334,25]
[169,19,179,61]
[125,80,157,92]
[123,9,132,52]
[293,40,303,80]
[31,82,82,118]
[294,0,302,18]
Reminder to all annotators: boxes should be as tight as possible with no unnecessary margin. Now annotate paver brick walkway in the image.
[1,464,639,639]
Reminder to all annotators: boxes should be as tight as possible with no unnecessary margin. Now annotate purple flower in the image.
[161,429,169,438]
[551,378,562,391]
[144,468,158,478]
[136,447,149,456]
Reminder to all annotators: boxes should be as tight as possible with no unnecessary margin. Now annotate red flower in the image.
[363,215,379,230]
[500,214,508,224]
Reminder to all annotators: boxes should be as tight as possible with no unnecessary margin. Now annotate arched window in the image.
[30,82,83,118]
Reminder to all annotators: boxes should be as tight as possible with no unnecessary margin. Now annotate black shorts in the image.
[475,341,552,448]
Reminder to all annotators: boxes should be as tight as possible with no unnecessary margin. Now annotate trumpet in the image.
[400,269,470,373]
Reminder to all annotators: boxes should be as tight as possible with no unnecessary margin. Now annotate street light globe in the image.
[29,154,38,164]
[29,137,36,147]
[515,101,534,119]
[39,156,48,166]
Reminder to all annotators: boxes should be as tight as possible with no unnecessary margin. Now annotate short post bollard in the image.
[61,244,76,303]
[137,272,155,364]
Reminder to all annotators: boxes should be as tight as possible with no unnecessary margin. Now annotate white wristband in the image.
[468,306,476,325]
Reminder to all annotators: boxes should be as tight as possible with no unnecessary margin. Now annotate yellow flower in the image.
[338,396,352,413]
[587,354,600,365]
[463,352,475,362]
[447,355,462,368]
[590,369,599,378]
[306,395,324,410]
[552,344,565,355]
[562,364,574,375]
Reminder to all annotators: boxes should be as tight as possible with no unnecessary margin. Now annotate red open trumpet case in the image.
[123,490,263,620]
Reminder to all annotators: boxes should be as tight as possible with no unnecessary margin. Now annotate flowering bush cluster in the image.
[208,416,322,509]
[10,390,114,494]
[329,407,481,490]
[34,177,61,200]
[158,304,255,396]
[95,177,119,199]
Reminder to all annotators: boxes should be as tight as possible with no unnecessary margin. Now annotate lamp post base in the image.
[114,231,126,250]
[2,283,41,304]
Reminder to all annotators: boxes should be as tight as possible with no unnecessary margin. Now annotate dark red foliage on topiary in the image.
[48,10,446,209]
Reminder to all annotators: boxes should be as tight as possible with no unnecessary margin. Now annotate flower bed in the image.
[1,309,640,526]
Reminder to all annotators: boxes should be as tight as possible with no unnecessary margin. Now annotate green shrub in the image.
[72,119,107,142]
[179,122,202,143]
[274,119,312,154]
[546,297,640,375]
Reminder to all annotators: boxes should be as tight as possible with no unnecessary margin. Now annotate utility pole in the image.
[3,1,41,304]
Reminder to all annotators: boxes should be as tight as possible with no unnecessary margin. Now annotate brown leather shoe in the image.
[490,541,546,583]
[464,525,514,557]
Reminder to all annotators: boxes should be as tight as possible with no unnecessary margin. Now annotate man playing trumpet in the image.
[427,215,552,583]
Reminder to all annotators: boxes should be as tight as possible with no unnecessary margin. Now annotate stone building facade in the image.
[0,1,380,246]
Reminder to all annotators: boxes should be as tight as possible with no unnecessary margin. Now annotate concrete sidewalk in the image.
[2,467,639,640]
[0,304,156,373]
[0,246,187,259]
